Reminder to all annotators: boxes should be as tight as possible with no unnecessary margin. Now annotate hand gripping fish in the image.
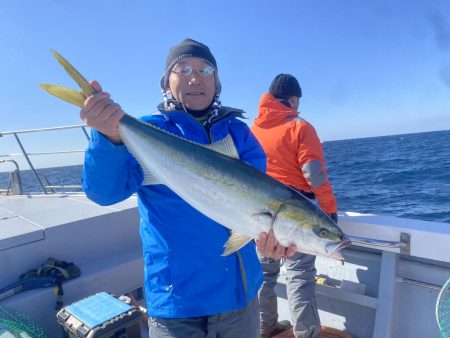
[40,50,351,260]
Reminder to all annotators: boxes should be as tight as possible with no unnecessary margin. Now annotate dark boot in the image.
[261,320,293,338]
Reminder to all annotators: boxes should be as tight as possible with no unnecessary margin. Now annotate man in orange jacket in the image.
[251,74,338,338]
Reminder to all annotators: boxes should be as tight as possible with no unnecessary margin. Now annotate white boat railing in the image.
[0,124,90,194]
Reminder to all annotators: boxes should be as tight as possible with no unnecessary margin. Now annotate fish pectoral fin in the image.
[205,134,240,159]
[222,232,253,256]
[39,84,86,108]
[251,211,274,229]
[252,211,273,222]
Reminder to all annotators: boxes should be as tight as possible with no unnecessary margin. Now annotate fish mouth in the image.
[326,239,351,255]
[336,239,352,251]
[324,239,351,261]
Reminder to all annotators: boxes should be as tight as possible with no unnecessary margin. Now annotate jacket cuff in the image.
[89,129,127,153]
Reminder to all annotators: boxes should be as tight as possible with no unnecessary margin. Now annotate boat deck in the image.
[1,193,449,337]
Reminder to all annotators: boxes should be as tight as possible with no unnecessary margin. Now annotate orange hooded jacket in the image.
[251,93,337,214]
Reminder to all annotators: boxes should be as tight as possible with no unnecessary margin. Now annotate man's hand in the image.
[256,230,297,260]
[80,80,124,143]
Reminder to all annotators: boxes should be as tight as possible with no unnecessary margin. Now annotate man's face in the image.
[167,57,217,111]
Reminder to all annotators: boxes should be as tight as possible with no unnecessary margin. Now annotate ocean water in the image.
[1,130,449,224]
[324,129,450,224]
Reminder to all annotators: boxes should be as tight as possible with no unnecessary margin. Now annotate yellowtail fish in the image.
[40,50,351,259]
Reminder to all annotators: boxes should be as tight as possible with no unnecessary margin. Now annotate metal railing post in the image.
[81,126,90,141]
[0,160,22,195]
[12,132,49,194]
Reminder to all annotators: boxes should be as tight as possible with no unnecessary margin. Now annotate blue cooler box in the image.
[56,292,143,338]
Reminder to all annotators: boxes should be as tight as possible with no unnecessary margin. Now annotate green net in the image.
[0,307,48,338]
[437,277,450,338]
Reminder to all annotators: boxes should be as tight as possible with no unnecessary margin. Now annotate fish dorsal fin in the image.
[222,232,253,256]
[204,134,240,159]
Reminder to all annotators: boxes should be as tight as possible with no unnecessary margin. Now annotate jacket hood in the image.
[254,93,299,128]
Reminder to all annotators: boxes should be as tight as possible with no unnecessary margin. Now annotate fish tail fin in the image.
[50,49,94,97]
[39,84,86,107]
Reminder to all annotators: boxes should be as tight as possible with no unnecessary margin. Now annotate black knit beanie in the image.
[269,74,302,98]
[160,38,217,89]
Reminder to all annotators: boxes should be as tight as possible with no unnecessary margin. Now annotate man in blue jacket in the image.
[80,38,296,338]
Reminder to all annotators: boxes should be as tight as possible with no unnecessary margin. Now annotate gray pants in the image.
[148,297,260,338]
[258,252,321,338]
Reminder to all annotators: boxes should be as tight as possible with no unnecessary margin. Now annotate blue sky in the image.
[1,0,449,169]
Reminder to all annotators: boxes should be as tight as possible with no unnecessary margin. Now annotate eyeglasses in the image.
[171,65,215,78]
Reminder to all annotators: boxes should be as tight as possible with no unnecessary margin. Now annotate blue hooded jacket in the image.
[82,105,266,318]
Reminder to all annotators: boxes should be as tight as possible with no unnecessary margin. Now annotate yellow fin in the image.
[50,49,94,97]
[222,232,252,256]
[40,84,85,107]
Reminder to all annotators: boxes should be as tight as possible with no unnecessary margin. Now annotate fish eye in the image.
[319,228,329,238]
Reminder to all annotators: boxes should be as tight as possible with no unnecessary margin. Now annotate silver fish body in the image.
[119,114,349,259]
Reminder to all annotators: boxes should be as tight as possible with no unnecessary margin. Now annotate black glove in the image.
[328,212,338,223]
